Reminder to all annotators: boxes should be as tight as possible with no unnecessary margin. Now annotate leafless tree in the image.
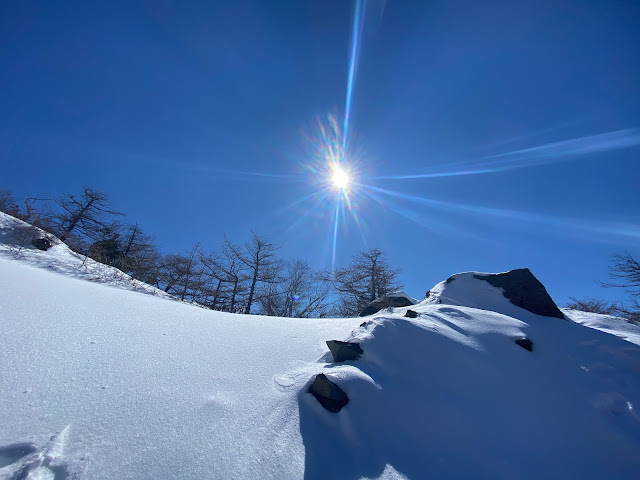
[565,297,620,315]
[117,223,161,283]
[326,248,402,316]
[158,245,204,302]
[258,260,331,317]
[600,251,640,322]
[199,243,249,312]
[54,186,123,242]
[0,189,20,216]
[227,231,282,314]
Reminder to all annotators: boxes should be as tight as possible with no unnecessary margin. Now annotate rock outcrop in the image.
[359,291,417,317]
[474,269,564,319]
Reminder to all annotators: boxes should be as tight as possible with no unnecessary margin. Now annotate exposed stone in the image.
[473,269,564,319]
[31,238,52,251]
[359,291,416,316]
[445,276,455,284]
[360,321,368,327]
[326,340,363,362]
[404,309,418,318]
[515,337,534,351]
[309,373,349,413]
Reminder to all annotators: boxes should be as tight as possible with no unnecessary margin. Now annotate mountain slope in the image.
[0,211,168,298]
[1,244,640,479]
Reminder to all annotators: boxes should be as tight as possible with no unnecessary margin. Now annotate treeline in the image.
[0,187,402,317]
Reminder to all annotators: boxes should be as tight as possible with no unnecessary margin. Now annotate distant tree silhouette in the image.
[227,232,282,314]
[0,189,20,217]
[601,251,640,322]
[327,248,402,316]
[158,245,204,302]
[54,186,123,242]
[258,260,331,318]
[565,297,619,315]
[199,242,249,312]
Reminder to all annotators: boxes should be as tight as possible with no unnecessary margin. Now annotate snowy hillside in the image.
[2,236,640,478]
[0,212,169,298]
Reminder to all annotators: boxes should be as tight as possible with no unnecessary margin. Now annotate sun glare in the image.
[332,166,350,190]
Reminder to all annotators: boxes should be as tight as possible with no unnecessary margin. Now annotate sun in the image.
[332,165,351,190]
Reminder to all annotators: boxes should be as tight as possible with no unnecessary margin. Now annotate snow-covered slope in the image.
[564,309,640,346]
[0,212,168,298]
[1,253,640,479]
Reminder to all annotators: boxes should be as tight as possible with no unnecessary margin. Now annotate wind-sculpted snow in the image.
[1,258,640,479]
[295,305,640,479]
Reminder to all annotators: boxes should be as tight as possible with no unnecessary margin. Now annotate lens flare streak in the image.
[374,128,640,180]
[361,184,640,241]
[343,0,367,157]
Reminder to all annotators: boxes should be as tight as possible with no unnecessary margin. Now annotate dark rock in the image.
[359,291,416,316]
[425,291,431,299]
[309,373,349,413]
[445,276,455,284]
[360,321,368,327]
[31,238,52,251]
[515,337,534,351]
[404,309,418,318]
[473,269,564,319]
[326,340,363,362]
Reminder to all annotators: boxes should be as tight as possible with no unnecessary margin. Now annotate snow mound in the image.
[0,212,169,298]
[424,270,563,320]
[299,303,640,479]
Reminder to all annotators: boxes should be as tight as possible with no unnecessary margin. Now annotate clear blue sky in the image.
[2,0,639,304]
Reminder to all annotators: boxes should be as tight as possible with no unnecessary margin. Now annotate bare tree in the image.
[88,224,123,265]
[565,297,620,315]
[327,248,402,316]
[54,186,123,242]
[117,223,161,283]
[258,260,331,317]
[0,189,20,216]
[227,231,282,314]
[600,251,640,322]
[157,245,204,302]
[199,244,249,312]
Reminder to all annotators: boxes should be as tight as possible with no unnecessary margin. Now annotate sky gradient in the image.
[2,0,639,305]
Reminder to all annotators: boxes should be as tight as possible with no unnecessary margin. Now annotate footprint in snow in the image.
[0,425,71,480]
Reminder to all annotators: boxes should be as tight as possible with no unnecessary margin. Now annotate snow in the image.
[1,225,640,479]
[383,291,418,304]
[564,309,640,346]
[0,212,169,298]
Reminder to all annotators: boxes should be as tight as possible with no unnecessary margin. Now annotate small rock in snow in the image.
[31,237,52,251]
[405,310,418,318]
[309,373,349,413]
[326,340,364,362]
[515,337,534,352]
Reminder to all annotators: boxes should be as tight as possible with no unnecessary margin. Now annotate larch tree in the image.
[227,231,282,314]
[328,248,402,316]
[54,186,123,242]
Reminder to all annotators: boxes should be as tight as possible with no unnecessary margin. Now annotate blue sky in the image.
[2,0,639,304]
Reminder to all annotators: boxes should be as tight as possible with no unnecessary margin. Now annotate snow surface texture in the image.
[2,246,640,478]
[0,212,170,299]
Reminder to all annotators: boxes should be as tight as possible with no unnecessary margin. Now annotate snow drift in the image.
[1,218,640,479]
